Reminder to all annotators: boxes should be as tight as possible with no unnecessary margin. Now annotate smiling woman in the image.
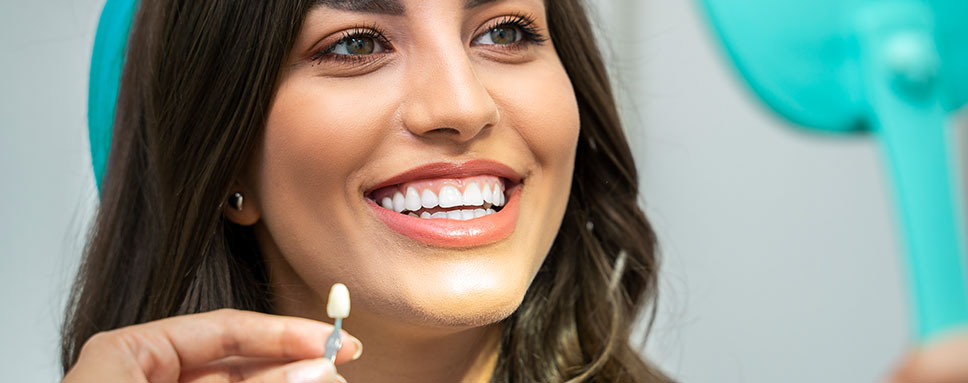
[61,0,670,382]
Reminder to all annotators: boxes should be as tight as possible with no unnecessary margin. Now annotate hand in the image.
[891,330,968,383]
[62,309,362,383]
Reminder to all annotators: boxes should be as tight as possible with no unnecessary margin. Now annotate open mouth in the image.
[365,175,511,221]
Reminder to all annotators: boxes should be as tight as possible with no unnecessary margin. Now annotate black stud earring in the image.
[230,192,244,211]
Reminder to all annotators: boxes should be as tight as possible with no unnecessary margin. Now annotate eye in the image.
[311,27,393,65]
[472,14,547,48]
[477,25,522,45]
[330,34,386,56]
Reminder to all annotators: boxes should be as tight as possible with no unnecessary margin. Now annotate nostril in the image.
[427,127,461,135]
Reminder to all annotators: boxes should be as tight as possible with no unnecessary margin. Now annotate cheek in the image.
[484,59,580,175]
[253,74,398,259]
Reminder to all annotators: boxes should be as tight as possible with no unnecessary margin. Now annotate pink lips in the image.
[365,160,524,248]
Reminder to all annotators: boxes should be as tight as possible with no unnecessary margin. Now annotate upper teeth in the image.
[379,181,506,215]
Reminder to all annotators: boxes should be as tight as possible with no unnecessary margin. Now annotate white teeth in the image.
[438,185,462,208]
[413,207,496,220]
[392,192,406,213]
[421,189,438,209]
[405,187,422,212]
[491,186,503,207]
[462,183,484,206]
[408,212,418,217]
[381,197,393,210]
[481,184,493,204]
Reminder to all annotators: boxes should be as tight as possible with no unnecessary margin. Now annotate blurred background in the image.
[1,0,965,381]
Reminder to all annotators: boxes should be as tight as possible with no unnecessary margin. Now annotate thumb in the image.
[245,358,347,383]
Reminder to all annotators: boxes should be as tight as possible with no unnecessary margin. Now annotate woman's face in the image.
[242,0,579,328]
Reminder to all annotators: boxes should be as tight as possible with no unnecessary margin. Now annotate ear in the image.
[223,183,261,226]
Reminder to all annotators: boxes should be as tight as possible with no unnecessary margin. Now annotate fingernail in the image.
[287,358,336,383]
[349,336,363,360]
[334,374,348,383]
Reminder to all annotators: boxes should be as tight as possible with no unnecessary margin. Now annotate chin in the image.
[357,261,534,330]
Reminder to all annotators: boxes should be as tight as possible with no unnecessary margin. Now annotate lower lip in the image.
[367,186,521,248]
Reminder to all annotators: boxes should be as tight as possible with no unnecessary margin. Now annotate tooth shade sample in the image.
[326,283,350,319]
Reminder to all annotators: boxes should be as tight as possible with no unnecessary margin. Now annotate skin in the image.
[890,331,968,383]
[227,0,579,381]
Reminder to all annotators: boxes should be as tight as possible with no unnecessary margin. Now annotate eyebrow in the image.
[315,0,500,15]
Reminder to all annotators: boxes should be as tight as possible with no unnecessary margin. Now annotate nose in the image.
[400,43,500,144]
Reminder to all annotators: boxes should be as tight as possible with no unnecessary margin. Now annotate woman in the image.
[61,0,670,382]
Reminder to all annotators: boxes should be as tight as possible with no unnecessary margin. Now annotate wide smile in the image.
[363,160,524,248]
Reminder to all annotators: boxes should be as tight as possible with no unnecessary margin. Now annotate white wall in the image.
[0,0,102,381]
[1,0,965,381]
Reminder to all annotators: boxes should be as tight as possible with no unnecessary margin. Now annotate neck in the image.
[275,289,501,383]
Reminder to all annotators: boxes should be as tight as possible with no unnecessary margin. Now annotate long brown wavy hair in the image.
[61,1,670,381]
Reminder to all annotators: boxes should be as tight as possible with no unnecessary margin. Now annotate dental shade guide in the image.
[324,283,351,362]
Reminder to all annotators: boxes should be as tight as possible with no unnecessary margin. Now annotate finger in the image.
[178,356,289,383]
[121,309,361,374]
[249,358,347,383]
[890,336,968,383]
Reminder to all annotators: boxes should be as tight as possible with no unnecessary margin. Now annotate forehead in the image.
[314,0,503,15]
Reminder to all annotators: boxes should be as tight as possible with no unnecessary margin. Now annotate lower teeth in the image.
[405,207,498,220]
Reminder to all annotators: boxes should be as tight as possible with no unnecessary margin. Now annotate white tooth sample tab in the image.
[482,184,493,204]
[405,187,422,212]
[438,185,462,208]
[463,183,484,206]
[421,189,438,209]
[327,283,351,319]
[392,192,406,212]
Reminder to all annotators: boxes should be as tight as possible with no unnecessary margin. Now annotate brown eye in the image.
[344,36,375,55]
[327,33,387,57]
[488,26,519,45]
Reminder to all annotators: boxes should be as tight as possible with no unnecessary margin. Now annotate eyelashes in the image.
[310,13,547,67]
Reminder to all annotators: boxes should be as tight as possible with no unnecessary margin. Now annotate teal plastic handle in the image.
[89,0,138,191]
[875,104,968,341]
[858,7,968,340]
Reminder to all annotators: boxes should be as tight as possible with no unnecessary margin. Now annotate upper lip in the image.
[364,159,525,196]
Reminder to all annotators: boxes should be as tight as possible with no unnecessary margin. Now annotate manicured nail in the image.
[287,358,336,383]
[349,336,363,360]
